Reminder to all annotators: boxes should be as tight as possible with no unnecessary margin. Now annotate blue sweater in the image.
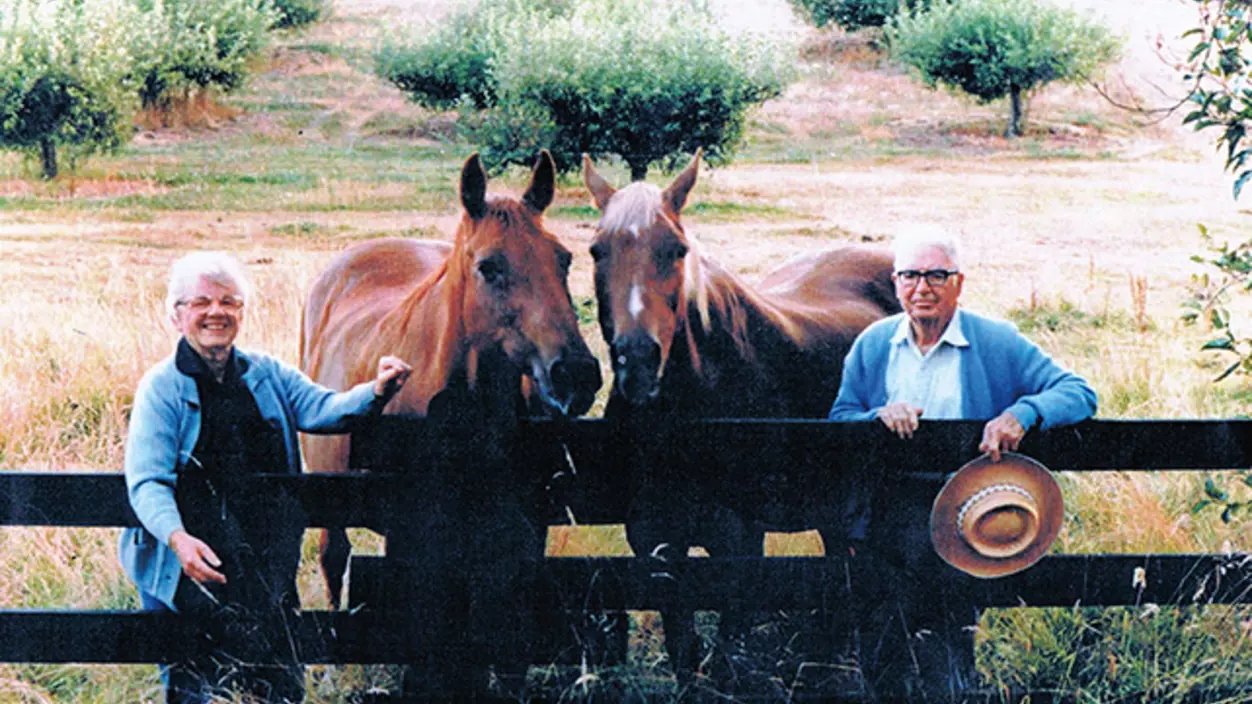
[828,310,1097,430]
[117,346,384,610]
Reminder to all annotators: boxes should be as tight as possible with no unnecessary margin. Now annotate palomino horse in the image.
[583,150,900,685]
[301,151,601,610]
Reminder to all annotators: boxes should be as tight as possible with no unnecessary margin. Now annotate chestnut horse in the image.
[583,151,900,681]
[301,151,601,609]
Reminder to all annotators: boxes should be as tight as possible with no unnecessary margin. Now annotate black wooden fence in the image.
[3,418,1252,701]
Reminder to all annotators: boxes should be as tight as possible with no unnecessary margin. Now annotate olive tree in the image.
[483,0,794,178]
[0,0,140,179]
[889,0,1121,137]
[132,0,277,111]
[788,0,940,32]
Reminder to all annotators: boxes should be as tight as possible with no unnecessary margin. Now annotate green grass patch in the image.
[575,296,597,327]
[550,204,599,220]
[687,200,799,222]
[269,221,353,238]
[1006,297,1141,334]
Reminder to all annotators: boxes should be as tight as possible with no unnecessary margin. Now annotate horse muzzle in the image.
[530,352,601,417]
[611,334,662,406]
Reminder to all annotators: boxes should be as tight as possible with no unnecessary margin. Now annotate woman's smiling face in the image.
[172,277,245,359]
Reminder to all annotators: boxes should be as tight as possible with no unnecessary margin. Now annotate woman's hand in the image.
[168,529,226,584]
[374,355,413,398]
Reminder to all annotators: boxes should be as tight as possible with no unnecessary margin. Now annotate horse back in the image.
[755,246,899,417]
[302,238,451,389]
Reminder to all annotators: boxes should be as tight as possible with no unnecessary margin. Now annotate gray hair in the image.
[164,251,253,321]
[892,227,963,272]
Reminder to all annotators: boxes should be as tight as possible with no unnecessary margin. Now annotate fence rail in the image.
[3,418,1252,698]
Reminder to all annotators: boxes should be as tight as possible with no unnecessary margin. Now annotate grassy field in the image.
[4,0,1252,701]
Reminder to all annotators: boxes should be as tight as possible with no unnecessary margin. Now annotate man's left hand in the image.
[980,411,1025,462]
[374,355,413,398]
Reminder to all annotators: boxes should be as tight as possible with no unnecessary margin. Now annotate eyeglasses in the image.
[177,296,244,312]
[895,269,960,288]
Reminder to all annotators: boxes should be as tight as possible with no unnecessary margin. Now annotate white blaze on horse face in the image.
[628,282,645,320]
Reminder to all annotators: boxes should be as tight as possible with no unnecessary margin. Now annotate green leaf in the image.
[1194,499,1212,514]
[1223,505,1233,523]
[1203,337,1235,350]
[1206,477,1229,501]
[1216,359,1242,382]
[1235,170,1252,199]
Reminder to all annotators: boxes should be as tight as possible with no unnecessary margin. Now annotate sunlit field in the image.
[4,0,1252,701]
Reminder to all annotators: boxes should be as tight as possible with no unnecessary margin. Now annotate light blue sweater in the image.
[828,310,1097,429]
[117,346,384,610]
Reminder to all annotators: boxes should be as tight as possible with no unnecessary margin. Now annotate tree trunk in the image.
[1005,88,1024,138]
[39,138,57,180]
[628,160,648,182]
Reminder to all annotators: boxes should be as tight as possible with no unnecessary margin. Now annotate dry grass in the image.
[2,0,1252,700]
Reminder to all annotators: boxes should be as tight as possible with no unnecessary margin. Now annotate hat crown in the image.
[957,484,1040,559]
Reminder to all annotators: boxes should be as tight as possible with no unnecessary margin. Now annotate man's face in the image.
[172,277,244,358]
[894,245,963,329]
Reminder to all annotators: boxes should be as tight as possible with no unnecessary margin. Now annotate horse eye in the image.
[477,257,507,285]
[657,241,688,267]
[589,242,607,262]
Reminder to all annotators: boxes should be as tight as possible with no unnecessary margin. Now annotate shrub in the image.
[375,0,563,111]
[132,0,277,110]
[482,0,795,178]
[789,0,938,32]
[0,0,141,179]
[271,0,328,28]
[889,0,1120,137]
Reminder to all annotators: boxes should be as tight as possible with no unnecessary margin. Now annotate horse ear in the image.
[522,149,556,213]
[460,152,489,220]
[583,153,615,211]
[662,147,701,215]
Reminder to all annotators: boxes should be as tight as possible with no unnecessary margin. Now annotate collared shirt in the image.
[885,309,968,419]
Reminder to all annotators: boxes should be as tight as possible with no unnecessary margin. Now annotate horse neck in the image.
[680,258,800,371]
[377,258,525,417]
[656,259,814,417]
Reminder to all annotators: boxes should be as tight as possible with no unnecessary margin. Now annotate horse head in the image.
[583,150,702,407]
[453,150,601,416]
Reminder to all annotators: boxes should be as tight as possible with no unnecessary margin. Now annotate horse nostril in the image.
[613,335,661,371]
[550,355,603,393]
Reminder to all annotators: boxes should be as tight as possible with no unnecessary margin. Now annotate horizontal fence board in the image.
[350,554,1252,610]
[349,417,1252,473]
[6,419,1252,529]
[7,552,1250,665]
[0,610,480,664]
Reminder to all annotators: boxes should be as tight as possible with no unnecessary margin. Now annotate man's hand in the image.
[168,530,226,585]
[980,411,1026,462]
[877,402,924,439]
[374,355,413,398]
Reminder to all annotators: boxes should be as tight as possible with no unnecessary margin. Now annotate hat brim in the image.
[930,452,1063,579]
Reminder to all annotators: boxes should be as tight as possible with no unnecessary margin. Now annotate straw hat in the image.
[930,452,1063,579]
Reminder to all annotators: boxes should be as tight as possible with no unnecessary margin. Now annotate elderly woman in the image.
[118,251,411,704]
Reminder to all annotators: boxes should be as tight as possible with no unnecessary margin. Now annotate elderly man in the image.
[828,229,1096,456]
[826,229,1096,694]
[118,251,412,704]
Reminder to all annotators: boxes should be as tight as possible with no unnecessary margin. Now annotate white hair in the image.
[892,227,962,271]
[164,251,253,321]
